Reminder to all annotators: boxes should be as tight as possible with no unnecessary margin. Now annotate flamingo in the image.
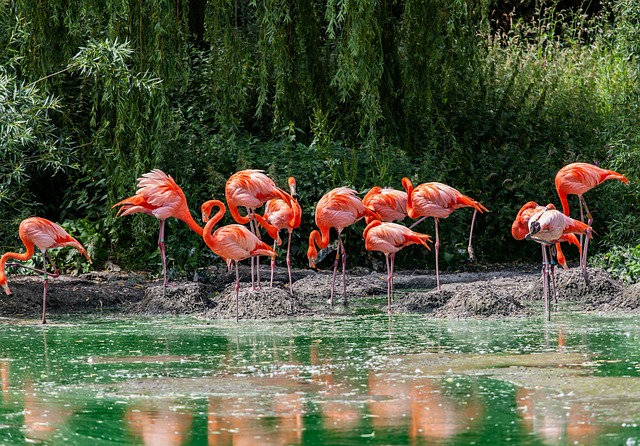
[401,178,488,290]
[526,206,592,320]
[201,199,276,322]
[363,220,432,314]
[362,186,408,223]
[307,187,378,306]
[512,201,582,310]
[262,177,302,294]
[225,170,293,289]
[555,162,628,283]
[0,217,92,324]
[113,169,203,287]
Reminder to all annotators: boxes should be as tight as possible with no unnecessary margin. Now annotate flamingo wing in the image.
[211,225,276,261]
[21,218,90,260]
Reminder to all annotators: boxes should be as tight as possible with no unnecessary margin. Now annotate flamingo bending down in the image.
[225,170,293,289]
[401,178,488,290]
[527,206,591,320]
[113,169,203,287]
[555,162,628,283]
[0,217,92,324]
[363,220,432,314]
[362,186,408,223]
[201,200,276,322]
[512,202,582,313]
[307,187,379,306]
[262,177,302,294]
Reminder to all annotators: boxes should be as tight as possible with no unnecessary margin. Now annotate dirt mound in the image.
[293,272,386,302]
[391,289,452,313]
[0,275,145,319]
[516,267,623,307]
[203,286,313,320]
[595,282,640,313]
[128,282,214,315]
[432,282,532,319]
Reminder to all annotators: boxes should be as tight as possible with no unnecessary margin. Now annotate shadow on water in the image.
[0,314,638,444]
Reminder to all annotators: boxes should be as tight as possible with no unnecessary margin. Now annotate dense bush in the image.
[1,0,639,280]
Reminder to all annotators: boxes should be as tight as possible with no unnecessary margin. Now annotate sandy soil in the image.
[0,263,636,322]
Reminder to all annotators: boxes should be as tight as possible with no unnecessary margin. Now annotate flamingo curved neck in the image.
[0,242,35,282]
[203,201,226,247]
[310,226,331,251]
[179,210,204,237]
[228,203,251,225]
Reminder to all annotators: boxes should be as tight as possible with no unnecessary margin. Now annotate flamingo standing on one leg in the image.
[512,201,582,310]
[0,217,92,324]
[401,178,488,290]
[526,206,592,320]
[262,177,302,294]
[225,170,293,289]
[201,200,276,322]
[307,187,378,306]
[555,162,628,283]
[363,220,432,314]
[113,169,203,287]
[362,186,408,223]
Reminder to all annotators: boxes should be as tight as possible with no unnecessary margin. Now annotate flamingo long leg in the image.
[158,219,167,287]
[330,239,341,306]
[235,261,240,323]
[542,246,550,321]
[408,216,427,229]
[41,249,49,325]
[270,240,277,288]
[390,253,396,303]
[434,218,441,291]
[580,196,592,285]
[468,209,478,261]
[338,236,348,306]
[6,263,60,278]
[549,246,558,304]
[286,230,293,296]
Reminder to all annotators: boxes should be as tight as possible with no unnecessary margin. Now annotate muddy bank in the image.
[0,265,636,321]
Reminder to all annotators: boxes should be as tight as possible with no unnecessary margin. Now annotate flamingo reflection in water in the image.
[126,400,193,446]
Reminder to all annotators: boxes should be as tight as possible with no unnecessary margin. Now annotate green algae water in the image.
[0,313,639,445]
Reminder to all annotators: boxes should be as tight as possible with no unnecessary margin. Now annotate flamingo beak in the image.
[1,283,11,296]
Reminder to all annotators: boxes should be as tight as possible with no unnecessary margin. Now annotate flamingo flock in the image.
[0,162,629,323]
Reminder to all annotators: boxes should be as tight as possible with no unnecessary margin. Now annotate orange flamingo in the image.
[401,178,488,290]
[555,162,628,283]
[0,217,92,324]
[527,206,592,319]
[512,202,582,314]
[201,199,276,322]
[363,220,432,314]
[225,170,293,289]
[262,177,302,294]
[362,186,408,223]
[307,187,378,306]
[113,169,203,287]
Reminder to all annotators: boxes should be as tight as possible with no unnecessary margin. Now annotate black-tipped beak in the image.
[529,221,541,235]
[310,266,318,272]
[525,233,532,241]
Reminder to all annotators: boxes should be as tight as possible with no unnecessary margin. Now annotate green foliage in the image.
[593,244,640,284]
[2,0,640,276]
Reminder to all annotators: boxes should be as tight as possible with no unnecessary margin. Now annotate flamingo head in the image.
[307,245,318,271]
[0,276,11,296]
[288,177,298,200]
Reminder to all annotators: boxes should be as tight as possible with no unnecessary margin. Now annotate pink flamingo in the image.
[0,217,92,324]
[262,177,302,294]
[113,169,203,286]
[401,178,488,290]
[527,205,591,320]
[555,162,628,283]
[307,187,378,306]
[225,170,293,289]
[362,186,408,223]
[201,199,276,322]
[363,220,432,314]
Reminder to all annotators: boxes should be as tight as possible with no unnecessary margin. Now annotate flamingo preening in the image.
[362,186,408,223]
[0,217,92,324]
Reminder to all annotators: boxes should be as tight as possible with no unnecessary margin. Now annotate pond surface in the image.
[0,312,639,445]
